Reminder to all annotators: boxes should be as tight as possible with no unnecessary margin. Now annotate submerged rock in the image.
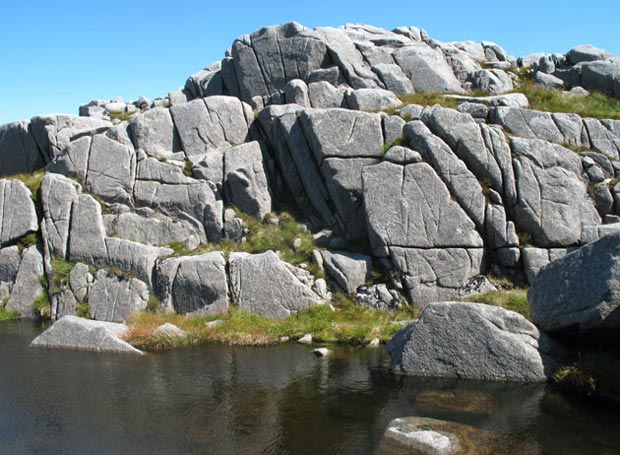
[30,315,142,354]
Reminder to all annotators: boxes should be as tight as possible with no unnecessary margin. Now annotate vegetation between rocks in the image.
[170,209,323,278]
[125,294,420,351]
[6,170,45,202]
[553,351,620,404]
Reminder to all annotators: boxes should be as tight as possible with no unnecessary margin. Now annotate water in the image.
[1,321,619,455]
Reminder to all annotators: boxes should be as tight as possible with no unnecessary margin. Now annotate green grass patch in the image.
[76,302,90,319]
[50,259,74,293]
[0,306,19,321]
[553,351,620,403]
[33,291,50,318]
[518,80,620,120]
[109,111,134,122]
[461,288,530,320]
[125,294,420,351]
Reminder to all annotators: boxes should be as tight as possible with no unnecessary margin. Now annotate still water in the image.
[1,321,619,455]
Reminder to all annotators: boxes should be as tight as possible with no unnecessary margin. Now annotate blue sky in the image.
[1,0,619,124]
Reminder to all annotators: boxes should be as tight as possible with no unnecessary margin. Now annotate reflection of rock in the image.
[415,390,494,416]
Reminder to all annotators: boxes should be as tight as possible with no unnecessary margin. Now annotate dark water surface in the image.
[1,321,619,455]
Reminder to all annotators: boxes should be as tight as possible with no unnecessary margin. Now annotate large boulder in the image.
[0,120,45,177]
[156,252,228,316]
[387,301,563,381]
[229,251,323,319]
[129,107,181,158]
[320,250,372,294]
[103,211,202,251]
[529,233,620,338]
[29,114,111,163]
[5,246,45,318]
[31,315,142,354]
[170,96,250,157]
[88,270,149,323]
[510,137,600,247]
[0,179,38,247]
[223,141,272,219]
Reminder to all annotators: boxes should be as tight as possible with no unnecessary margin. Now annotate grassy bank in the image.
[125,296,420,351]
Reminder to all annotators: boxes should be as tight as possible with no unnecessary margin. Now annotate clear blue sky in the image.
[2,0,619,124]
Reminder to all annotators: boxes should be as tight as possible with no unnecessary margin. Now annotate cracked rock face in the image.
[387,301,564,381]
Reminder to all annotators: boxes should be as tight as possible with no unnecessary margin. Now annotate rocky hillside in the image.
[1,22,620,347]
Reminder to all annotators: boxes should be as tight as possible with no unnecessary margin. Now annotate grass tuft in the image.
[125,294,420,351]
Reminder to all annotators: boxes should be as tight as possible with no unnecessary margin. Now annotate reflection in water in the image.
[0,321,619,455]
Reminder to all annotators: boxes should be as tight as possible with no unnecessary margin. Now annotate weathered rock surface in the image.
[229,251,323,319]
[31,315,142,354]
[529,233,620,337]
[387,301,563,381]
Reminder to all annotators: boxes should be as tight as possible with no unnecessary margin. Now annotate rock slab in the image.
[30,315,142,354]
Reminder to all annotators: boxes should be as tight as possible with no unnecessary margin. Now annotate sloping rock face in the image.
[31,315,142,354]
[1,21,619,325]
[529,233,620,338]
[387,302,563,381]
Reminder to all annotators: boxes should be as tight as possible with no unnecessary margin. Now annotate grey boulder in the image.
[320,250,372,294]
[229,251,323,319]
[31,315,142,354]
[345,88,402,112]
[387,301,563,381]
[529,233,620,338]
[223,141,272,219]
